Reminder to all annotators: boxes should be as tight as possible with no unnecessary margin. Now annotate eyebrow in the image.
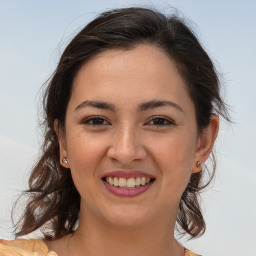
[138,100,184,113]
[75,100,116,111]
[75,99,184,113]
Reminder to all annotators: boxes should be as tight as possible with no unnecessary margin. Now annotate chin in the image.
[101,205,153,228]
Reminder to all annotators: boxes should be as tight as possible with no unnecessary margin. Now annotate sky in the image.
[0,0,256,255]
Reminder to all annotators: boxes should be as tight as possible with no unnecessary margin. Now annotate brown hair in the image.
[14,7,230,240]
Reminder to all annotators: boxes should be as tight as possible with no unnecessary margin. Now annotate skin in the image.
[49,44,219,256]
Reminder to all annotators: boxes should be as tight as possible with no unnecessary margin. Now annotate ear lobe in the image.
[54,119,69,168]
[192,114,219,173]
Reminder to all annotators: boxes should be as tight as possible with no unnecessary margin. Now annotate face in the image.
[58,45,211,228]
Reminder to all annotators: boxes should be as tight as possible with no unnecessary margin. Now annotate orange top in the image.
[0,238,201,256]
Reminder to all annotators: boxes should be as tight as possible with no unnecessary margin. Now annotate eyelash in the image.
[82,115,175,127]
[146,116,175,127]
[82,116,110,126]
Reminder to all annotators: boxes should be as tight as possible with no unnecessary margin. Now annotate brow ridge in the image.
[138,100,184,112]
[75,99,183,113]
[75,100,115,111]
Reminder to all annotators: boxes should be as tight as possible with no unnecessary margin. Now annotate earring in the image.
[62,157,68,164]
[196,161,202,167]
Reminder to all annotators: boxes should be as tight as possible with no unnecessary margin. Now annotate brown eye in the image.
[146,116,174,126]
[83,117,110,126]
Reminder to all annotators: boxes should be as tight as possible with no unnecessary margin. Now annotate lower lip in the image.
[103,180,154,197]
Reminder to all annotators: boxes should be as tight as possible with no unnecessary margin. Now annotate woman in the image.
[0,7,229,256]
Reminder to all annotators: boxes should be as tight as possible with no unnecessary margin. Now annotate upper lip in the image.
[101,170,156,179]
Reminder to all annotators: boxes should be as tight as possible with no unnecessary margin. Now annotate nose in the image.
[107,124,147,165]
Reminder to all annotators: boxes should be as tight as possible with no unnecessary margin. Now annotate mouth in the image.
[101,170,156,197]
[102,176,155,189]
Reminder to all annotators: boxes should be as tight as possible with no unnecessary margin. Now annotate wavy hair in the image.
[14,7,230,240]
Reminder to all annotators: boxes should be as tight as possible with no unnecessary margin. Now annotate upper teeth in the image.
[106,177,151,188]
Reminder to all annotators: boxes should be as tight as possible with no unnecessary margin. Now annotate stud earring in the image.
[62,157,68,164]
[196,161,202,167]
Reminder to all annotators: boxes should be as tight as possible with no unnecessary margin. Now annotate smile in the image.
[102,170,156,197]
[104,176,153,189]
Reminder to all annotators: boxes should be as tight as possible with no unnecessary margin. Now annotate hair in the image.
[14,7,230,240]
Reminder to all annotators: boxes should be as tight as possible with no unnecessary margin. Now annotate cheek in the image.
[67,131,103,164]
[66,132,106,189]
[148,132,196,190]
[150,132,196,167]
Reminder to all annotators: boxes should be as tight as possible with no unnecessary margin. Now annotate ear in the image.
[192,114,219,173]
[54,119,69,168]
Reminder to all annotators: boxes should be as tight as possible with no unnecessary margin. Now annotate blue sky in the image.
[0,1,256,255]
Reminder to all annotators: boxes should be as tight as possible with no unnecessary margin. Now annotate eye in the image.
[82,116,110,126]
[145,116,175,127]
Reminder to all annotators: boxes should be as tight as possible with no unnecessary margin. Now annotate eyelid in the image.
[81,115,111,126]
[81,115,175,127]
[145,115,176,126]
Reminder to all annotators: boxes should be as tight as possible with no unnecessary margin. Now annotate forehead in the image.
[70,44,193,112]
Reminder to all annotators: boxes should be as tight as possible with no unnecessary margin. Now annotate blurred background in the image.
[0,0,255,255]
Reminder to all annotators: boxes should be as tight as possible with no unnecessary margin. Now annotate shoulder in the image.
[185,248,202,256]
[0,239,201,256]
[0,238,58,256]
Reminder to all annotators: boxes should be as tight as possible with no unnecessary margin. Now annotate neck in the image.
[68,206,184,256]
